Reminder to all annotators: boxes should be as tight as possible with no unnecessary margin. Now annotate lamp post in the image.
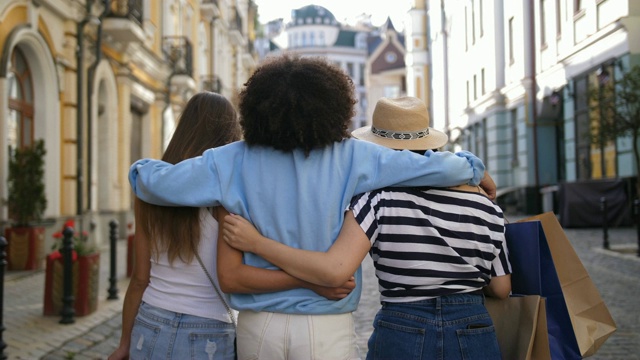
[76,0,100,232]
[596,65,610,177]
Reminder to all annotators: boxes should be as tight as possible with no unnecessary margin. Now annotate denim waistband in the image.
[138,301,234,329]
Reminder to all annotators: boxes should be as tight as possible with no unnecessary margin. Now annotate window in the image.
[385,52,397,63]
[473,74,478,100]
[465,6,469,50]
[383,85,400,99]
[574,0,584,14]
[466,80,470,105]
[359,64,365,86]
[310,32,315,46]
[511,108,519,166]
[471,0,476,44]
[508,17,515,64]
[540,0,547,46]
[574,76,591,179]
[481,68,486,95]
[479,0,484,37]
[556,0,562,38]
[346,62,354,77]
[7,47,34,151]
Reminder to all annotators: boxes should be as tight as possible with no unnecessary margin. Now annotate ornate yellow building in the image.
[0,0,257,249]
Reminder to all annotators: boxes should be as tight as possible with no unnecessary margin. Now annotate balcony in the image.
[229,8,244,46]
[242,42,256,68]
[201,75,223,93]
[102,0,145,44]
[201,0,221,21]
[163,36,193,77]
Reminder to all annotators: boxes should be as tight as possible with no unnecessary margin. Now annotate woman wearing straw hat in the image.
[222,96,512,360]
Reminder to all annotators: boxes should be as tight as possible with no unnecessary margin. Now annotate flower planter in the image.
[43,251,100,317]
[5,226,45,271]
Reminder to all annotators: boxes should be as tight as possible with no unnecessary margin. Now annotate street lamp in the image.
[76,0,101,229]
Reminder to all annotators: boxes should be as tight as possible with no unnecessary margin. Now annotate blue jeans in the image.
[366,293,501,360]
[129,302,236,360]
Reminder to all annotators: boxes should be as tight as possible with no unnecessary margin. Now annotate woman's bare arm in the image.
[215,207,355,299]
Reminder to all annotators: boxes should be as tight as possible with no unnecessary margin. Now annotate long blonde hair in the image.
[135,92,241,264]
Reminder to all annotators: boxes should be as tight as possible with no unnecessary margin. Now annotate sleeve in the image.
[491,235,512,277]
[351,143,486,196]
[128,148,223,207]
[350,192,380,246]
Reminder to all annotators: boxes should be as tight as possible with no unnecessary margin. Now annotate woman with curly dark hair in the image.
[239,55,354,154]
[130,54,492,359]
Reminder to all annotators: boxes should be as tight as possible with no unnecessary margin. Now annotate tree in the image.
[592,65,640,197]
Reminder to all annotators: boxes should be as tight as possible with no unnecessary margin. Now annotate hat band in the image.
[371,126,430,140]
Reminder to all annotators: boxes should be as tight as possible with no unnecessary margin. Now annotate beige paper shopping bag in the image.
[486,295,551,360]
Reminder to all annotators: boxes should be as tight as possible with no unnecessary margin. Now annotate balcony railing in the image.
[200,0,221,20]
[201,75,223,93]
[202,0,219,6]
[108,0,143,26]
[230,7,244,34]
[163,36,193,77]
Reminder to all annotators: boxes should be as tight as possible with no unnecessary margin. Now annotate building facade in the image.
[262,5,371,130]
[0,0,257,250]
[365,18,407,123]
[425,0,639,214]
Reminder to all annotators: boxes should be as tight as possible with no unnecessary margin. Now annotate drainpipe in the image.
[76,0,94,222]
[441,0,450,134]
[528,0,540,198]
[86,0,111,211]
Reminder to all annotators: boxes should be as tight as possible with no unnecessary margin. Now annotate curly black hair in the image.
[239,54,356,155]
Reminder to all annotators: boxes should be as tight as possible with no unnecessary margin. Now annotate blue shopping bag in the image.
[506,219,582,360]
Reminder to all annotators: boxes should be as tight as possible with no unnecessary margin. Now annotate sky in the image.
[252,0,415,30]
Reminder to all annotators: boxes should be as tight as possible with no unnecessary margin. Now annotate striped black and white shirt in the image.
[351,187,511,303]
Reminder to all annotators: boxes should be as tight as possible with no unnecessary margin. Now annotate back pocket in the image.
[456,324,501,360]
[129,318,161,360]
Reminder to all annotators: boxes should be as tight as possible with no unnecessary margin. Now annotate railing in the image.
[108,0,143,26]
[230,7,243,34]
[163,36,194,77]
[201,75,223,93]
[202,0,219,6]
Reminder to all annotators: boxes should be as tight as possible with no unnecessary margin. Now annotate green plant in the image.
[7,139,47,226]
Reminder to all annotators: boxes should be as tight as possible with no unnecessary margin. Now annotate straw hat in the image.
[352,96,448,150]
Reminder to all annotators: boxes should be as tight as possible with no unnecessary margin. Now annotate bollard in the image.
[600,197,610,249]
[60,226,75,324]
[108,220,119,300]
[635,198,640,257]
[0,237,7,359]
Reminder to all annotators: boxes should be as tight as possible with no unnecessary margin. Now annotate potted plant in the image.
[43,219,100,317]
[5,139,47,270]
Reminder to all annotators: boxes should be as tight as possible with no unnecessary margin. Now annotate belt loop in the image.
[435,296,442,310]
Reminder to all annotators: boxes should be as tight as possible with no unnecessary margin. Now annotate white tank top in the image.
[142,208,233,323]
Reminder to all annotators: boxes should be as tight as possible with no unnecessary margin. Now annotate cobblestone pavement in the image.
[2,216,639,359]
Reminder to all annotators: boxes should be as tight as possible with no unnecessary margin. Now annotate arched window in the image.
[7,47,34,150]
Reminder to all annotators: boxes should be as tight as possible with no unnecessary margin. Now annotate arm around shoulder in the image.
[129,148,223,207]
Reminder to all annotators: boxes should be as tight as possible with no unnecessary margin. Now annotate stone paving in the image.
[2,215,639,359]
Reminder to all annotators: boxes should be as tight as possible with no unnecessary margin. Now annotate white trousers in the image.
[236,311,362,360]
